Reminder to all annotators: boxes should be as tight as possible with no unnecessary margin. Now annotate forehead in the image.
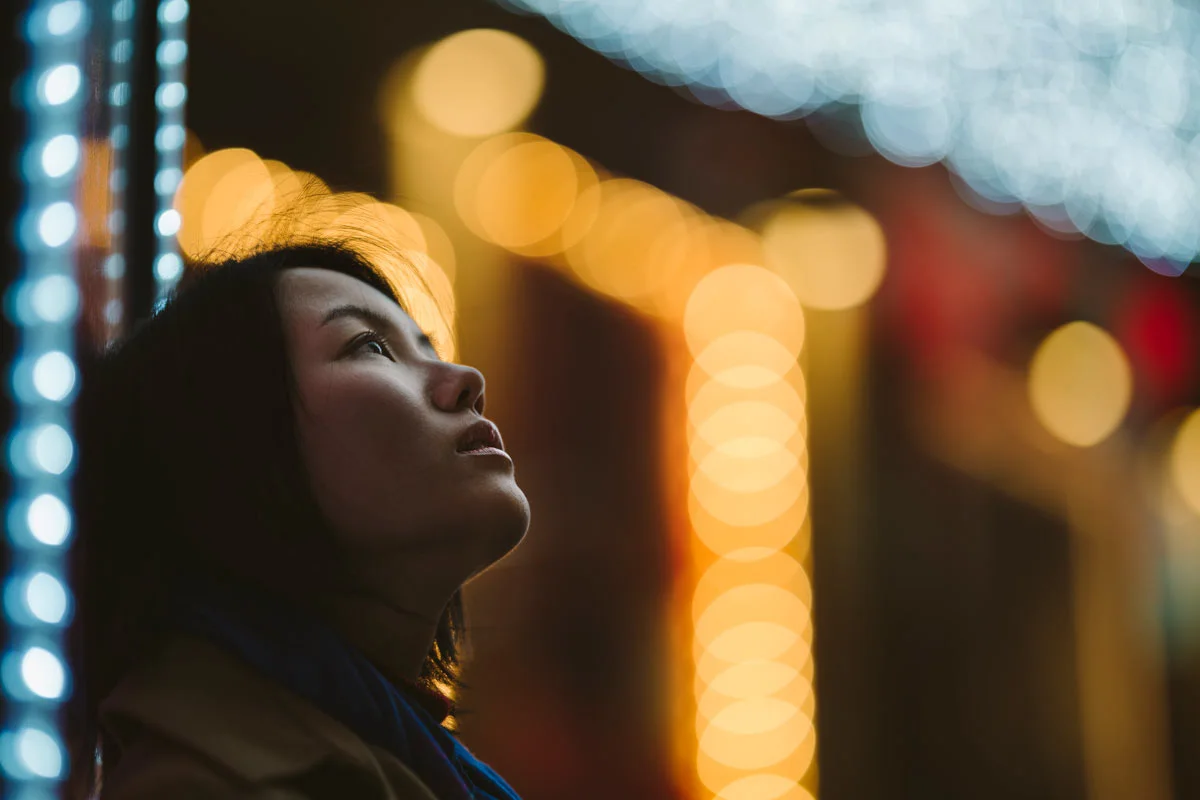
[277,267,413,331]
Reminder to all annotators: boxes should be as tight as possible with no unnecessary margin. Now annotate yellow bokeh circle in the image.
[458,135,598,256]
[691,331,802,390]
[175,148,274,259]
[761,190,887,310]
[565,179,695,308]
[685,264,805,360]
[688,494,809,560]
[1169,408,1200,516]
[410,29,544,137]
[716,774,815,800]
[1028,321,1132,447]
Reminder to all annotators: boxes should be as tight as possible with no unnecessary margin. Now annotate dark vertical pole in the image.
[124,0,159,325]
[1,6,27,589]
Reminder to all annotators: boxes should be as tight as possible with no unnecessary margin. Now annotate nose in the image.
[432,362,486,416]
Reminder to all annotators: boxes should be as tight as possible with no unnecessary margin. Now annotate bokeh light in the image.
[684,264,805,360]
[174,147,274,258]
[1169,408,1200,517]
[410,29,544,138]
[1028,321,1133,447]
[761,190,887,311]
[692,332,805,390]
[714,774,816,800]
[318,200,457,361]
[684,260,815,794]
[79,138,112,249]
[455,133,599,258]
[565,179,698,311]
[500,0,1200,268]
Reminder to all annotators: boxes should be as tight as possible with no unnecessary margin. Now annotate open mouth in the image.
[456,420,505,454]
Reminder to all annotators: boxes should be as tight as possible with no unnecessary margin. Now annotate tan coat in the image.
[99,634,445,799]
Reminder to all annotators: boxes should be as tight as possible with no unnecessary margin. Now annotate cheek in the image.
[294,373,437,541]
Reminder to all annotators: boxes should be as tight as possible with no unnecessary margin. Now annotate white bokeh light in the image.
[154,167,182,195]
[15,727,62,779]
[29,274,78,323]
[159,0,189,24]
[157,39,187,65]
[32,351,76,402]
[46,0,84,36]
[29,425,73,476]
[36,202,75,247]
[155,252,183,281]
[20,648,65,700]
[25,573,68,624]
[40,134,78,178]
[27,494,70,547]
[155,81,186,109]
[38,64,80,106]
[502,0,1200,268]
[155,123,185,151]
[155,208,181,236]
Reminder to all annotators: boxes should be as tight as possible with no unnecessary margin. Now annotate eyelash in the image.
[354,329,394,359]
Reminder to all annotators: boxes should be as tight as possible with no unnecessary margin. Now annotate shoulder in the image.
[97,634,430,800]
[101,734,295,799]
[102,733,392,800]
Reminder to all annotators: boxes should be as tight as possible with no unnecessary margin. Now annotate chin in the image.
[465,479,531,567]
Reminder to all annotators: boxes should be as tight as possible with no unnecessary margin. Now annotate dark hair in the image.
[66,239,467,796]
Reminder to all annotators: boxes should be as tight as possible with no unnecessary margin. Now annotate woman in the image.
[68,239,531,799]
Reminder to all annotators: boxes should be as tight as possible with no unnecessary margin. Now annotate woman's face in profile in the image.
[276,267,530,583]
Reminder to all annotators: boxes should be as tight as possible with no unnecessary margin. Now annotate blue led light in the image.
[153,0,190,307]
[3,1,89,791]
[102,0,135,346]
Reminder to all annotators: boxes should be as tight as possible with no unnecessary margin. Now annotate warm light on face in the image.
[410,29,544,138]
[761,191,887,311]
[1028,321,1132,447]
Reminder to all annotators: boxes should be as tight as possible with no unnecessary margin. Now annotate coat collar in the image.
[99,633,436,797]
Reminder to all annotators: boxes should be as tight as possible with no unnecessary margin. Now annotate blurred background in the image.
[7,1,1200,798]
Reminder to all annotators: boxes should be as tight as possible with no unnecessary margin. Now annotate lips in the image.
[456,419,504,453]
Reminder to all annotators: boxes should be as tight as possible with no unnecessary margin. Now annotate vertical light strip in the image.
[1,0,89,790]
[684,264,817,799]
[103,0,137,345]
[151,0,189,309]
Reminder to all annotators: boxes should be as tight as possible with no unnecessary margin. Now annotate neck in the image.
[312,590,447,686]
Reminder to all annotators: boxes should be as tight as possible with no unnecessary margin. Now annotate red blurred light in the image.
[1114,278,1198,408]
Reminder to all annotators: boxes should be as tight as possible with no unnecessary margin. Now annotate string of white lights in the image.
[500,0,1200,273]
[152,0,190,311]
[103,0,137,346]
[1,0,88,789]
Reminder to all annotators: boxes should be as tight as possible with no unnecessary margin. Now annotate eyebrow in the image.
[319,303,440,355]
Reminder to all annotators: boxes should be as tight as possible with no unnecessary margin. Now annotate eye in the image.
[355,330,393,359]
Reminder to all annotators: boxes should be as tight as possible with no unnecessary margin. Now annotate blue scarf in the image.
[174,580,522,800]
